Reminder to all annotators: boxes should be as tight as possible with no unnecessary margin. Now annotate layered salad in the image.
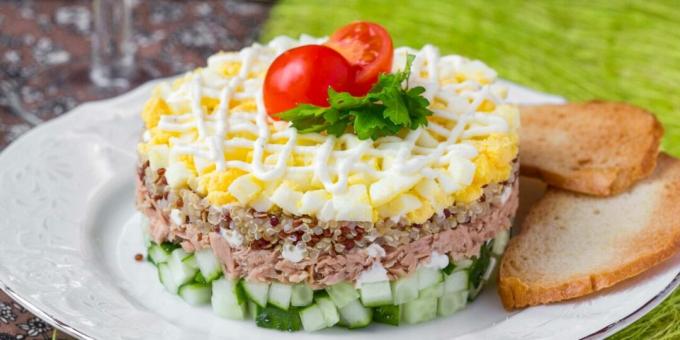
[136,22,519,332]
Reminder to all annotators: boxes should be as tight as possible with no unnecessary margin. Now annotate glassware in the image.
[90,0,135,88]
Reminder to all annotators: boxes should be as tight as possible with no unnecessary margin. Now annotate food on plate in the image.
[499,154,680,310]
[135,21,520,331]
[520,101,663,196]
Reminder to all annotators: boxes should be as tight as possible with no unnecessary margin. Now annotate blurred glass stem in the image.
[90,0,135,88]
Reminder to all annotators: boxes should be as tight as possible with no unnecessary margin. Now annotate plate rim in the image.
[0,77,677,340]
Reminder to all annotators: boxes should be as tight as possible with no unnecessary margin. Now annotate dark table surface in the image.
[0,1,271,338]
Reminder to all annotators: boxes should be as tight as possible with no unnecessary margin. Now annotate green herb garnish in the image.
[276,55,433,140]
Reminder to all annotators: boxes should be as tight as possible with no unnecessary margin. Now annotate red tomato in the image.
[326,21,393,96]
[263,45,354,116]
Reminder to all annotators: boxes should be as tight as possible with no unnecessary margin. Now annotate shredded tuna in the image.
[208,232,237,277]
[139,178,519,288]
[136,177,170,244]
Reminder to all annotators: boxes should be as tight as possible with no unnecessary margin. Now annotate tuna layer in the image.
[137,173,518,288]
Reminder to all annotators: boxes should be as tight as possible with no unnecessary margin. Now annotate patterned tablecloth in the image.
[0,1,271,338]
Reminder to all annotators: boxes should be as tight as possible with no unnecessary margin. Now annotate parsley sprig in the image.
[276,55,433,140]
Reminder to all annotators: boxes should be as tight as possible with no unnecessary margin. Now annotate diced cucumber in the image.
[195,248,223,282]
[338,299,372,329]
[419,282,444,298]
[268,282,293,310]
[255,305,302,332]
[171,248,191,260]
[438,291,468,317]
[242,281,270,308]
[326,282,359,309]
[148,243,172,265]
[469,257,497,300]
[291,284,314,307]
[360,281,393,307]
[182,254,198,269]
[179,282,212,306]
[418,268,443,290]
[453,259,473,271]
[483,257,498,282]
[391,274,419,304]
[158,263,180,294]
[402,296,437,324]
[492,230,510,255]
[373,305,401,326]
[316,296,339,327]
[248,300,261,320]
[469,242,493,293]
[300,304,328,332]
[442,262,456,275]
[160,242,181,254]
[194,271,207,284]
[211,278,247,320]
[444,270,469,293]
[168,248,199,286]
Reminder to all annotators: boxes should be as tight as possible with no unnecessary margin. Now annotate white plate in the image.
[0,79,678,340]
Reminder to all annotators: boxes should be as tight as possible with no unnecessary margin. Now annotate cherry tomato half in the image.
[263,45,354,116]
[325,21,393,96]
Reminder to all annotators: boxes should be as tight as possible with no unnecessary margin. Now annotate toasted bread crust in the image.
[499,235,680,309]
[520,101,664,196]
[499,154,680,309]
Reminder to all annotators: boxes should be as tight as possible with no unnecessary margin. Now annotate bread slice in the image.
[520,101,663,196]
[498,154,680,310]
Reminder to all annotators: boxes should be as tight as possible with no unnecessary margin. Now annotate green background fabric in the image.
[261,1,680,338]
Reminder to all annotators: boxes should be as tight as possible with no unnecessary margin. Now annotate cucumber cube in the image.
[242,281,270,308]
[159,242,181,253]
[442,262,456,275]
[211,278,247,320]
[291,284,314,307]
[418,268,443,290]
[492,230,510,255]
[255,305,302,332]
[419,282,444,298]
[483,257,498,282]
[373,305,401,326]
[148,243,171,265]
[300,304,328,332]
[168,249,198,286]
[402,296,438,324]
[338,299,373,329]
[391,274,419,304]
[360,281,393,307]
[248,300,261,320]
[268,282,293,310]
[182,254,198,269]
[193,271,207,284]
[194,248,223,282]
[453,259,473,271]
[158,263,180,294]
[326,282,359,309]
[438,291,469,317]
[444,270,469,293]
[179,282,212,306]
[316,296,340,327]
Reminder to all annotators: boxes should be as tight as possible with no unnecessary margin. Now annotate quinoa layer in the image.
[136,161,519,287]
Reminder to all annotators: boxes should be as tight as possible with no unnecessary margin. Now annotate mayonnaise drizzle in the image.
[155,37,511,195]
